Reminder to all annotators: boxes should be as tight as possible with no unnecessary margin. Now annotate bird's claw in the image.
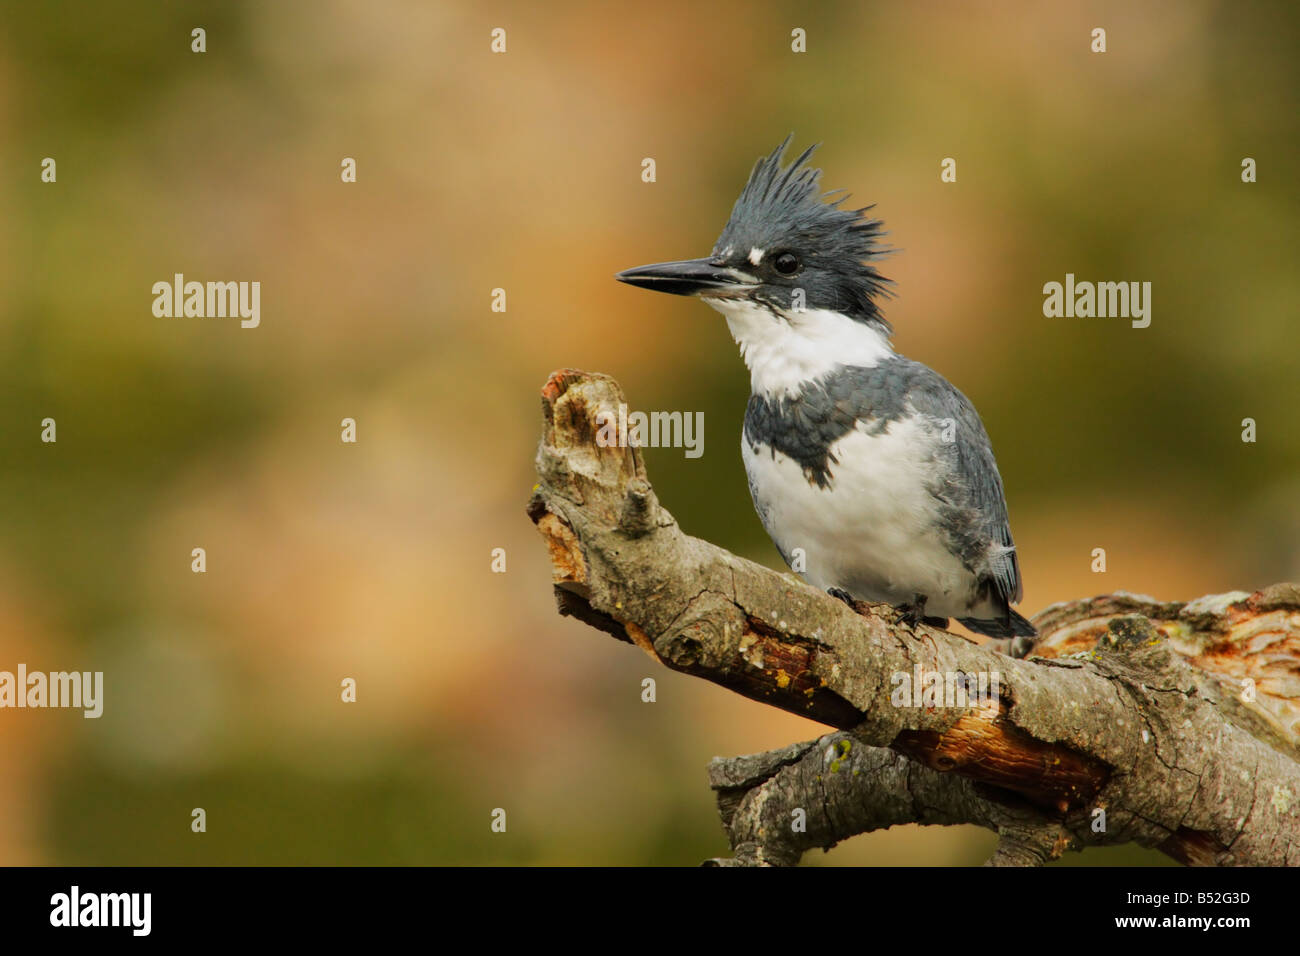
[828,587,874,618]
[828,587,856,607]
[896,594,946,630]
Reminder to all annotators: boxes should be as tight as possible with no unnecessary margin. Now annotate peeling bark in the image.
[529,369,1300,866]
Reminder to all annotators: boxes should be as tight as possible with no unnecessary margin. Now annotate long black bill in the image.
[615,258,757,297]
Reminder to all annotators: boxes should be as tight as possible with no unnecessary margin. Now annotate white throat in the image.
[705,299,895,396]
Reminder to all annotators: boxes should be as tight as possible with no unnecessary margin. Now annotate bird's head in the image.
[616,135,894,335]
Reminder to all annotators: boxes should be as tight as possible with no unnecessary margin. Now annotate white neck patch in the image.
[705,298,895,397]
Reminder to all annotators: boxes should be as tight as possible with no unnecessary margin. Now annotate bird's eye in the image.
[773,252,800,276]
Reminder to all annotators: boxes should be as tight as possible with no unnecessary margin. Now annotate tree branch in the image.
[528,369,1300,866]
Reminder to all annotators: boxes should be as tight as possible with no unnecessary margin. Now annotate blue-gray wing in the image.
[898,361,1023,605]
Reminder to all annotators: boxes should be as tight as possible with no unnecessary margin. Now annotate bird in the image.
[614,135,1035,638]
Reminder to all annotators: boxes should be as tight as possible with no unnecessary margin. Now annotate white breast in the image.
[742,416,980,617]
[707,299,895,397]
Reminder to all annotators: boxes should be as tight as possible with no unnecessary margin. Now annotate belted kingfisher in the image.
[615,136,1034,638]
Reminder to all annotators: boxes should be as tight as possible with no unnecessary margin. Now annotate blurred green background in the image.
[1,0,1296,866]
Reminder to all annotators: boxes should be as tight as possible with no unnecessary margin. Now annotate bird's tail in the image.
[958,607,1037,639]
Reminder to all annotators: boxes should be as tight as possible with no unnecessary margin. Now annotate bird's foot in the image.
[828,587,856,607]
[895,594,947,630]
[828,587,873,618]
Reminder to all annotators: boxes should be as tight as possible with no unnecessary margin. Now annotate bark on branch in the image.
[527,369,1300,866]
